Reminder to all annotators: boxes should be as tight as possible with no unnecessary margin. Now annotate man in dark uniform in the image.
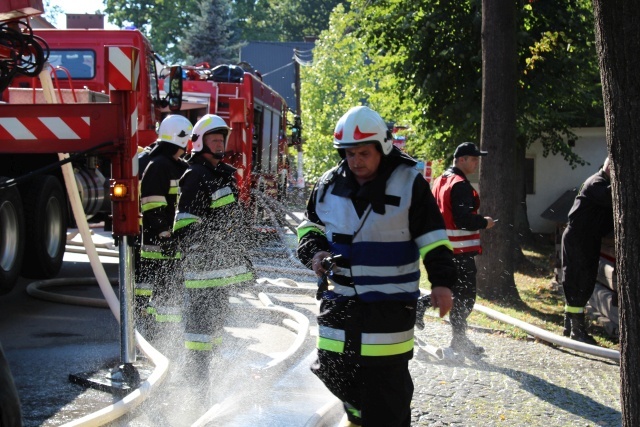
[428,142,495,355]
[297,106,457,427]
[173,114,254,370]
[561,157,613,345]
[138,115,192,335]
[133,141,157,317]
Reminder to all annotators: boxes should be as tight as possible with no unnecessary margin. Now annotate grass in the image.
[421,235,620,351]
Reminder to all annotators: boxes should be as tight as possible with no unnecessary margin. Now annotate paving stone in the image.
[411,320,620,426]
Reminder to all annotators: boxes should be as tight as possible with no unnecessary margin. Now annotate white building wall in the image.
[526,127,607,233]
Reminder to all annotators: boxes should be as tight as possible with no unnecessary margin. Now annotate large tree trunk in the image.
[592,1,640,425]
[476,0,521,302]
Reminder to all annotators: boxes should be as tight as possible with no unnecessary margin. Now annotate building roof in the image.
[239,41,315,113]
[540,188,579,224]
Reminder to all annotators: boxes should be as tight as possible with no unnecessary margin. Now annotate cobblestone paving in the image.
[410,321,620,427]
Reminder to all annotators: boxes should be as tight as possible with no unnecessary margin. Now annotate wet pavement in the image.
[0,227,622,427]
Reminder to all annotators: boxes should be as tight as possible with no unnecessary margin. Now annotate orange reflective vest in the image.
[432,172,482,254]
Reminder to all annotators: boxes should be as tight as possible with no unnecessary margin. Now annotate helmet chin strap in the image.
[199,144,213,156]
[212,152,224,160]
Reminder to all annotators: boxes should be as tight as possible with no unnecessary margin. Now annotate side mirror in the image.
[167,65,183,112]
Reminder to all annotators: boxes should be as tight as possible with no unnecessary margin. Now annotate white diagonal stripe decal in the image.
[39,117,80,139]
[133,53,140,90]
[111,48,132,83]
[0,118,36,139]
[131,106,138,136]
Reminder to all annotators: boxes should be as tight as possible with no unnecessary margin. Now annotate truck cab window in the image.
[52,50,95,79]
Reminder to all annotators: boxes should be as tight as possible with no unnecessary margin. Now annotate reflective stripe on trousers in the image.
[317,325,415,356]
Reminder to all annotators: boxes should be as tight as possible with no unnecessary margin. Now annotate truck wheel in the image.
[0,180,25,295]
[20,176,67,279]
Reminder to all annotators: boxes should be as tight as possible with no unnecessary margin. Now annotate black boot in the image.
[568,312,598,345]
[450,329,484,355]
[563,313,571,337]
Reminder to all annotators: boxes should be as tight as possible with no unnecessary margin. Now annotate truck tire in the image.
[0,180,25,295]
[19,175,67,280]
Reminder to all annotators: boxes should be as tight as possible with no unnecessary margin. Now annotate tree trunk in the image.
[476,0,521,302]
[592,1,640,424]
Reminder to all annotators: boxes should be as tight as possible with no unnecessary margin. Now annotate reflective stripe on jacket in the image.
[432,172,482,254]
[317,165,449,303]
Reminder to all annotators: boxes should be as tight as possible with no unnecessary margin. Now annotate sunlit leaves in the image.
[350,0,602,167]
[300,4,427,182]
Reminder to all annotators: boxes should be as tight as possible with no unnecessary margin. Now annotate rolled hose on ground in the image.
[26,278,116,308]
[472,303,620,362]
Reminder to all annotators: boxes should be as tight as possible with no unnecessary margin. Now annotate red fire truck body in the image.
[0,23,171,294]
[171,70,289,205]
[0,23,290,293]
[7,28,162,147]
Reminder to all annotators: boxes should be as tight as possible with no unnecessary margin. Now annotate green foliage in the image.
[236,0,343,42]
[180,0,239,65]
[348,0,603,167]
[104,0,200,63]
[234,0,280,41]
[42,0,65,26]
[102,0,340,63]
[270,0,344,41]
[300,4,428,182]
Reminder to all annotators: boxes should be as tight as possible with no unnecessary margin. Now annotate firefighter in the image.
[173,114,254,369]
[133,140,158,326]
[561,157,613,345]
[137,115,192,336]
[297,106,457,427]
[430,142,496,355]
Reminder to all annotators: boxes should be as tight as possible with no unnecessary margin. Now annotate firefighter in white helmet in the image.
[136,114,192,336]
[173,114,254,369]
[297,106,456,427]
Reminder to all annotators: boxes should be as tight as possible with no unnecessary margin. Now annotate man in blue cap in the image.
[419,142,496,354]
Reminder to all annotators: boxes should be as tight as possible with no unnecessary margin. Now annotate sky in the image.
[46,0,118,29]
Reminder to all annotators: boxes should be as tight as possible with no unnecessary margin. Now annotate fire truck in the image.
[0,22,291,293]
[10,31,290,207]
[0,15,183,294]
[9,30,291,204]
[159,63,290,208]
[7,28,167,147]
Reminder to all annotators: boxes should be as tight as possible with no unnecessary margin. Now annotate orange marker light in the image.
[111,182,128,199]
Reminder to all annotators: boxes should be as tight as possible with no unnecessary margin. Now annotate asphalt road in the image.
[0,235,337,427]
[0,250,122,427]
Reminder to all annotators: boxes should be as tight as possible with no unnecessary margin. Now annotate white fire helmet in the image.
[190,114,231,153]
[157,115,193,149]
[333,106,392,155]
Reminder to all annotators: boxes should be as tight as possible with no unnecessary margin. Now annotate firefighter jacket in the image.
[173,154,254,288]
[432,167,487,255]
[140,146,187,260]
[566,169,613,237]
[137,142,156,178]
[561,168,613,310]
[297,148,457,364]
